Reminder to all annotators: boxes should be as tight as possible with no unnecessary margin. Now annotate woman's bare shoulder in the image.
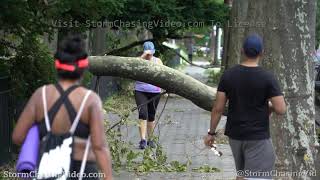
[32,84,55,99]
[81,88,102,106]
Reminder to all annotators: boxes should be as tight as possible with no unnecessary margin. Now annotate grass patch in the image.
[192,165,220,173]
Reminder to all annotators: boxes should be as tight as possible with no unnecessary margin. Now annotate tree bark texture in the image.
[227,0,318,179]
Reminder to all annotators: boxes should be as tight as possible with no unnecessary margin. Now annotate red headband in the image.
[55,58,89,71]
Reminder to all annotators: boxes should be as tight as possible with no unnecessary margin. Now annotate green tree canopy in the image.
[0,0,228,98]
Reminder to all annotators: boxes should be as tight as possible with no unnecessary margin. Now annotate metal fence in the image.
[89,76,120,100]
[0,76,14,165]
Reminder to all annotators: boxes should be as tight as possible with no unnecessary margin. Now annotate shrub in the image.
[6,37,56,100]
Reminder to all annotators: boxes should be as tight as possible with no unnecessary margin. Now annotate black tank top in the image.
[38,83,90,139]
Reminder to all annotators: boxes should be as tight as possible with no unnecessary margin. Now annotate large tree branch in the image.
[166,35,193,39]
[89,56,216,111]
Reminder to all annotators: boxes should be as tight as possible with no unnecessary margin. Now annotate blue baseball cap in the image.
[143,41,155,54]
[243,34,263,58]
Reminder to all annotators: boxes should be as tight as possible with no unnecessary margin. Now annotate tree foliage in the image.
[0,0,228,99]
[8,37,56,100]
[118,0,228,37]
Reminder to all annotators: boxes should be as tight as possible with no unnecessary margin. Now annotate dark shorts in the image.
[69,160,99,180]
[134,90,160,122]
[229,138,275,179]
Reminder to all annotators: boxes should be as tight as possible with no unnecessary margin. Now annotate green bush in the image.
[196,49,204,57]
[205,68,223,86]
[81,71,94,88]
[6,37,56,100]
[0,61,9,77]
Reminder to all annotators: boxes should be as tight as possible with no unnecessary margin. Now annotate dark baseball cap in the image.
[243,34,263,58]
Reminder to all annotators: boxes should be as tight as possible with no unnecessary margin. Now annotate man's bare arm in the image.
[269,96,286,115]
[209,91,228,133]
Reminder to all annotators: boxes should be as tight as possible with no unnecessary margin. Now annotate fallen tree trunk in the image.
[89,56,216,111]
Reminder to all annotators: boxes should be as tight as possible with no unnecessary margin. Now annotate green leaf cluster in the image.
[192,165,220,173]
[0,0,229,101]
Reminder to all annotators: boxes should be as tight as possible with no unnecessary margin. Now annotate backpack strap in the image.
[48,84,79,124]
[42,86,50,131]
[42,84,80,132]
[69,90,92,134]
[78,136,91,180]
[54,83,78,121]
[70,90,92,180]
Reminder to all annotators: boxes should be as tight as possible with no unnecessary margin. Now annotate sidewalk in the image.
[109,61,236,179]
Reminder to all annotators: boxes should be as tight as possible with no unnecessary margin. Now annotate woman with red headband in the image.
[12,35,113,179]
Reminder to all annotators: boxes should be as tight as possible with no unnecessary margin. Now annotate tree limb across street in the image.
[89,56,216,111]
